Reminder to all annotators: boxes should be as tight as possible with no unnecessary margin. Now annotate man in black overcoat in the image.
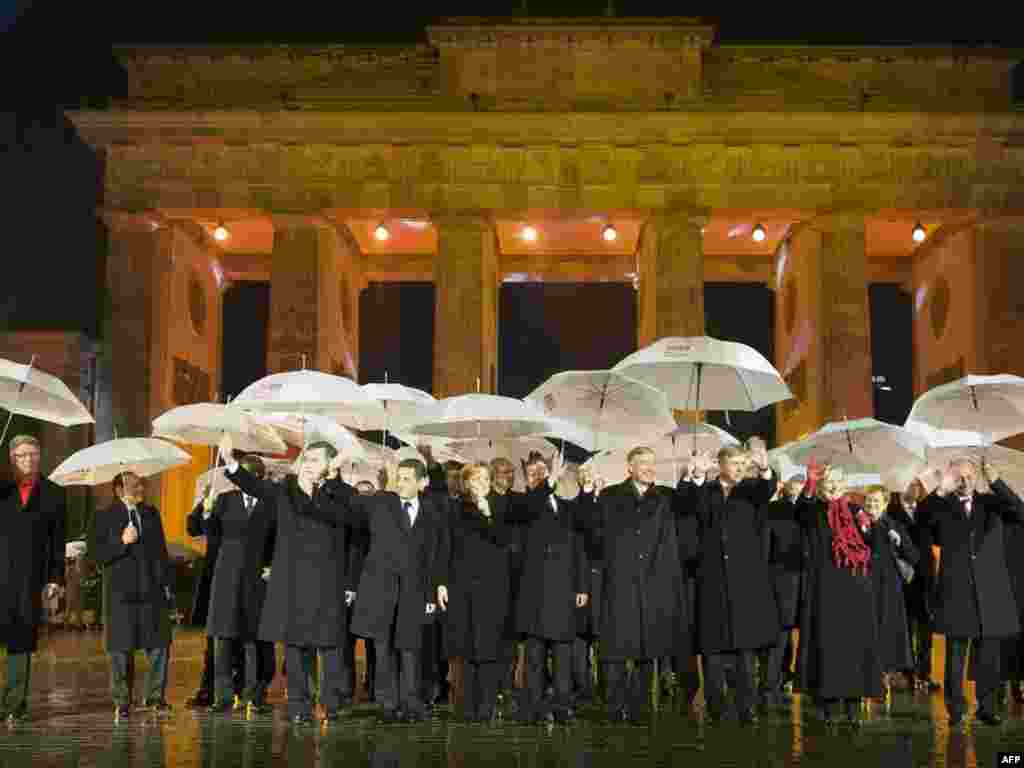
[302,457,448,723]
[923,457,1024,727]
[887,482,941,692]
[345,480,376,702]
[578,446,695,723]
[758,475,805,707]
[223,437,349,725]
[503,452,589,724]
[488,457,526,696]
[196,454,277,714]
[675,442,779,725]
[93,471,174,720]
[0,435,65,722]
[185,478,244,709]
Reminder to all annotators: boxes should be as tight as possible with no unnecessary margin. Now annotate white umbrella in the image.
[613,336,792,452]
[152,403,287,454]
[392,433,468,465]
[776,418,928,478]
[406,394,553,440]
[50,438,192,486]
[259,413,370,460]
[231,370,384,431]
[361,382,437,434]
[906,374,1024,444]
[665,422,742,455]
[526,371,676,454]
[0,355,94,446]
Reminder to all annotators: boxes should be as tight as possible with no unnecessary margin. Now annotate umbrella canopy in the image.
[392,433,468,465]
[406,394,553,440]
[360,383,437,432]
[906,374,1024,444]
[612,336,792,412]
[259,413,370,461]
[231,370,384,430]
[775,418,928,478]
[664,422,742,454]
[768,449,882,488]
[0,357,94,427]
[152,403,287,454]
[50,438,192,486]
[526,370,676,454]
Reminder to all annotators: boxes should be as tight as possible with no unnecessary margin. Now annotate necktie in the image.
[129,508,142,540]
[549,495,558,516]
[404,501,415,527]
[245,496,255,515]
[961,496,972,518]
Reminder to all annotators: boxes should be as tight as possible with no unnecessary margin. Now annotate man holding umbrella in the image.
[0,435,66,722]
[93,471,175,720]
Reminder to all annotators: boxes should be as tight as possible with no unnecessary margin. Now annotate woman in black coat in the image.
[794,464,882,727]
[860,486,919,699]
[437,464,514,722]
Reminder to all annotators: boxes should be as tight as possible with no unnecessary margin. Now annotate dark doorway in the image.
[359,282,435,394]
[869,283,914,424]
[498,282,638,400]
[221,282,270,400]
[703,283,777,448]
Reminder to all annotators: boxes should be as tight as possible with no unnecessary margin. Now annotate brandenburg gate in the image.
[66,17,1024,535]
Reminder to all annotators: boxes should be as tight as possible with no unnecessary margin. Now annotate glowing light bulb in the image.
[521,225,538,242]
[752,223,766,242]
[374,223,390,241]
[602,224,618,242]
[912,222,926,243]
[213,223,230,242]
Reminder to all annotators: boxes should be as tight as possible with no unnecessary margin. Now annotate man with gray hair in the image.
[0,435,66,722]
[921,456,1024,727]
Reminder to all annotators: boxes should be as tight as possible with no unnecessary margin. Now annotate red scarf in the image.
[826,496,871,576]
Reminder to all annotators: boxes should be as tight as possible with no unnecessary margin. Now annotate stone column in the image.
[636,211,706,347]
[268,216,361,378]
[637,212,706,423]
[432,214,499,398]
[775,213,873,444]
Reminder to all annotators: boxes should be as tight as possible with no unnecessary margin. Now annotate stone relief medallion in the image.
[930,275,950,341]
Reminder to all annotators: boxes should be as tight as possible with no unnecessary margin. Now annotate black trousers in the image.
[946,637,1001,720]
[605,659,654,717]
[376,638,423,715]
[463,661,504,720]
[572,637,595,701]
[909,613,934,678]
[822,697,860,721]
[704,650,757,718]
[199,635,245,696]
[668,653,702,703]
[525,637,572,718]
[419,621,448,701]
[758,630,791,698]
[110,647,169,707]
[285,645,342,719]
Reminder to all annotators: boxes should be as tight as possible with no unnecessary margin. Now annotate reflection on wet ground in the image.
[3,629,1024,767]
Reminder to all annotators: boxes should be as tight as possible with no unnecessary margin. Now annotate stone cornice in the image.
[427,17,715,49]
[713,45,1024,63]
[68,110,1024,148]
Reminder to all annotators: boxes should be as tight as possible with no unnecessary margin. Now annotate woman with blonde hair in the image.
[436,463,515,722]
[794,461,882,727]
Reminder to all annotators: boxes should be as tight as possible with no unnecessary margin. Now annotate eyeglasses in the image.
[12,452,40,460]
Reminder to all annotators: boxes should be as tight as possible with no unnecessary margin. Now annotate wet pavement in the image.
[3,628,1024,767]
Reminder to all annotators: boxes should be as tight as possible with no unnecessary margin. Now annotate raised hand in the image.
[218,434,234,465]
[747,437,769,471]
[122,523,139,546]
[576,593,589,608]
[982,457,1000,485]
[436,585,449,611]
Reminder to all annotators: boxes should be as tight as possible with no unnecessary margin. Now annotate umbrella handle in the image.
[0,354,37,449]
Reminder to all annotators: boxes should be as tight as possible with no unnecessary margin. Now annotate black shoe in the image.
[6,708,28,723]
[186,691,212,708]
[208,700,234,714]
[609,710,630,724]
[977,712,1003,726]
[245,701,272,717]
[291,714,315,726]
[322,710,342,723]
[404,709,427,723]
[379,709,404,724]
[739,711,759,726]
[114,705,131,722]
[554,708,575,724]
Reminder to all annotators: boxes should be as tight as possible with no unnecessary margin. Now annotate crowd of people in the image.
[2,430,1024,731]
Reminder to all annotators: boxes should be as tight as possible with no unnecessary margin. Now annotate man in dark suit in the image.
[758,475,805,707]
[348,480,377,702]
[93,471,174,720]
[505,452,589,724]
[922,458,1024,727]
[223,437,349,726]
[0,435,66,722]
[489,457,526,698]
[185,477,245,709]
[195,455,277,715]
[316,457,447,723]
[676,442,778,725]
